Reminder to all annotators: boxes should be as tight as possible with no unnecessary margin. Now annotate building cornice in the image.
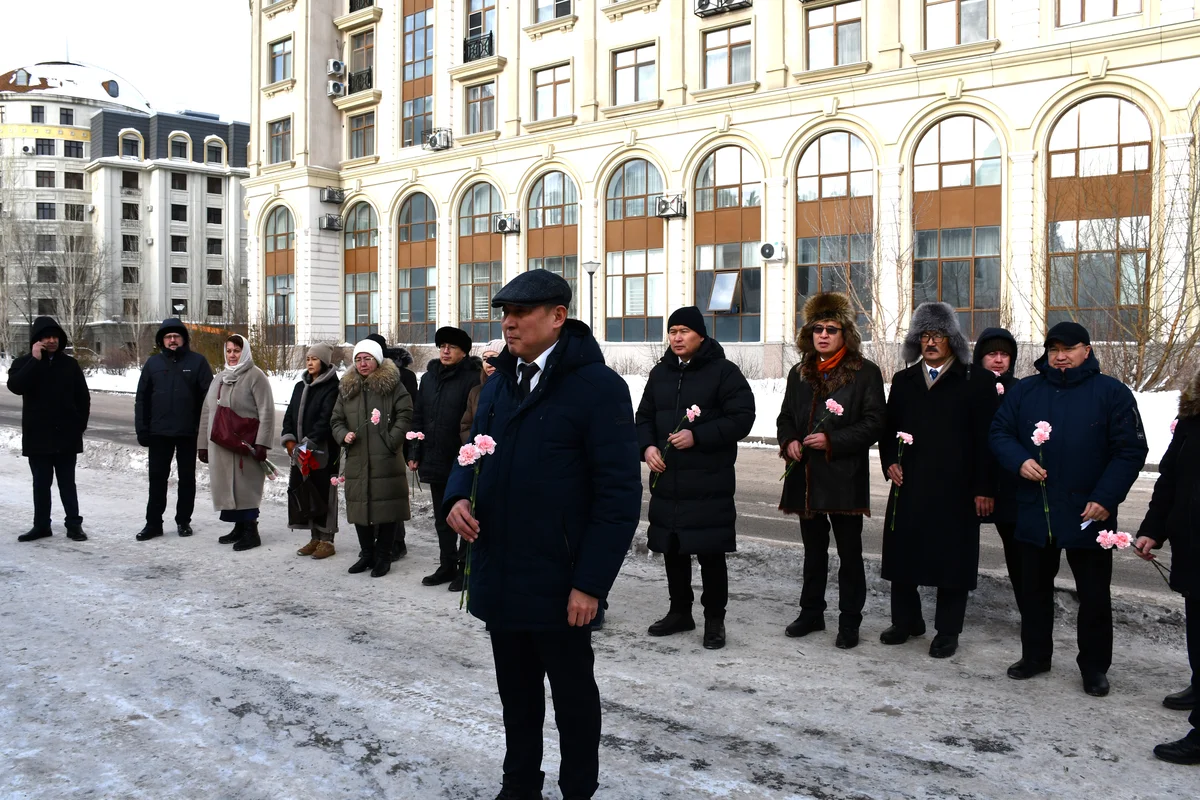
[523,114,578,133]
[333,4,382,33]
[262,78,297,98]
[334,90,382,114]
[599,98,664,119]
[456,129,502,146]
[908,39,1000,65]
[523,14,578,40]
[602,0,662,20]
[690,81,760,103]
[792,61,871,85]
[448,55,508,84]
[262,0,297,19]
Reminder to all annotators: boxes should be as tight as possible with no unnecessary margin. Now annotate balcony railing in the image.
[348,67,374,94]
[349,0,374,12]
[695,0,751,17]
[463,32,494,64]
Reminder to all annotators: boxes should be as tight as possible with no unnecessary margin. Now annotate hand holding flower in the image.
[644,446,666,474]
[801,432,829,450]
[667,429,695,450]
[344,432,356,445]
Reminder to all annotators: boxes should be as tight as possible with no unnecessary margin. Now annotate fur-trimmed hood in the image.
[385,345,414,369]
[1181,370,1200,418]
[903,302,970,364]
[339,358,400,400]
[796,292,862,357]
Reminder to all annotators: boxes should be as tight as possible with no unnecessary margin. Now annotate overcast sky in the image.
[0,0,251,121]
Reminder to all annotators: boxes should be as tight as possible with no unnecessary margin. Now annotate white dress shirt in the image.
[517,345,554,394]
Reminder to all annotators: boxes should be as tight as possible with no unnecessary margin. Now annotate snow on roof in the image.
[0,61,151,113]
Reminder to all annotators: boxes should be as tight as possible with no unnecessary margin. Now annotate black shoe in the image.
[494,786,541,800]
[1164,685,1197,711]
[835,627,860,650]
[1082,671,1110,697]
[1007,658,1052,680]
[784,615,825,638]
[703,619,726,650]
[880,621,926,645]
[422,563,457,586]
[448,572,464,592]
[370,559,391,578]
[929,633,959,659]
[390,541,407,562]
[177,523,193,537]
[135,525,164,541]
[231,522,260,552]
[1153,735,1200,765]
[18,528,52,542]
[348,557,373,574]
[65,525,87,542]
[647,612,696,637]
[218,523,243,544]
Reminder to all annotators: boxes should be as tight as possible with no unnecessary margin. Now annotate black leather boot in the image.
[232,521,261,552]
[647,612,696,637]
[349,526,374,574]
[18,528,53,542]
[218,522,244,544]
[135,524,163,541]
[65,524,88,542]
[371,525,394,577]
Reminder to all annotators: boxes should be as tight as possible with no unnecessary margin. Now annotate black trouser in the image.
[146,436,197,526]
[1187,594,1199,734]
[429,482,463,567]
[798,514,866,629]
[1019,542,1113,673]
[995,522,1024,616]
[663,533,727,620]
[891,583,969,635]
[354,522,395,562]
[489,627,600,799]
[28,453,81,531]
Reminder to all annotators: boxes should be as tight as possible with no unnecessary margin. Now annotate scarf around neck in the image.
[817,346,848,374]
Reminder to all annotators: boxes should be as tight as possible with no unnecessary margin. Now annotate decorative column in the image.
[762,176,789,345]
[1159,134,1195,334]
[876,165,905,340]
[1007,152,1038,342]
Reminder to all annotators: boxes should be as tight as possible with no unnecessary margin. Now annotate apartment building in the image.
[244,1,1200,375]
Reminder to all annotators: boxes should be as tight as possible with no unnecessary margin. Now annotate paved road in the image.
[0,389,1170,595]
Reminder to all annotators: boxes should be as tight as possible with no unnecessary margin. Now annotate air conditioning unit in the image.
[320,186,345,204]
[85,204,95,214]
[327,59,345,76]
[494,213,520,234]
[654,194,687,219]
[318,214,343,231]
[695,0,752,17]
[327,80,346,97]
[145,236,154,245]
[760,241,787,262]
[21,145,34,155]
[423,128,452,152]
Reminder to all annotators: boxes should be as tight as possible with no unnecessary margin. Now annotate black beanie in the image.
[977,336,1016,359]
[667,306,707,338]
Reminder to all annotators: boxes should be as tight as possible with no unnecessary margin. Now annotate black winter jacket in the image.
[446,320,642,631]
[972,327,1020,525]
[383,346,419,459]
[636,338,755,554]
[410,355,482,483]
[135,319,214,440]
[6,316,90,456]
[281,366,342,467]
[777,350,885,517]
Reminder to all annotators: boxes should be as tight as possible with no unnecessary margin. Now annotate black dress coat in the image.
[973,327,1019,526]
[879,360,993,590]
[410,355,482,484]
[776,350,885,516]
[635,338,756,555]
[281,367,342,464]
[6,316,90,457]
[1137,403,1200,597]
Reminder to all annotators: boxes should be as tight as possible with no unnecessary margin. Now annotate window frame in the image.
[1056,0,1141,27]
[349,111,376,159]
[64,140,83,158]
[36,170,55,188]
[533,63,572,121]
[351,29,375,74]
[457,182,504,342]
[269,36,294,84]
[924,0,988,50]
[535,0,572,23]
[60,108,73,126]
[805,1,863,71]
[268,117,292,164]
[703,23,752,90]
[31,105,45,123]
[36,138,55,156]
[466,81,496,134]
[613,43,657,107]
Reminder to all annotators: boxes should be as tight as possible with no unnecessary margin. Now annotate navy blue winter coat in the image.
[989,351,1147,549]
[445,320,642,631]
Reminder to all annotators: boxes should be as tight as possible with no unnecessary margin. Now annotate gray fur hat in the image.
[903,302,970,364]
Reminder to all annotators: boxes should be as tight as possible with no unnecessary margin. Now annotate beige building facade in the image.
[244,0,1200,376]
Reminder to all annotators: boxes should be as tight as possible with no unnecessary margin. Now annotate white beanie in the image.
[352,339,384,366]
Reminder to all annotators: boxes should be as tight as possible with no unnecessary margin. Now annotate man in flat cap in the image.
[447,269,641,800]
[408,326,481,590]
[991,320,1147,697]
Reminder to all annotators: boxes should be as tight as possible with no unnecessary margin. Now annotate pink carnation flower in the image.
[1031,424,1051,446]
[686,405,702,423]
[1096,531,1116,549]
[995,382,1005,395]
[473,434,497,455]
[370,408,382,425]
[458,443,482,467]
[1035,421,1052,434]
[338,476,346,485]
[406,431,425,441]
[897,431,914,446]
[825,399,845,416]
[1171,419,1178,434]
[330,477,339,486]
[1113,531,1133,549]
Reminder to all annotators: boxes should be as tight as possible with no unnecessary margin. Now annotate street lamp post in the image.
[582,260,600,330]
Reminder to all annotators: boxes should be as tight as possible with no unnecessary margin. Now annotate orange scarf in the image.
[816,346,847,373]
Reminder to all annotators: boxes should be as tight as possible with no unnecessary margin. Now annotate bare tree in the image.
[46,232,114,359]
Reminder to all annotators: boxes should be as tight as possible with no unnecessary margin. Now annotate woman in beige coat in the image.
[198,334,275,551]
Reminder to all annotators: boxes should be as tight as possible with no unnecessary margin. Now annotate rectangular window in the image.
[171,204,187,222]
[466,82,495,134]
[396,266,438,343]
[403,10,434,81]
[912,226,1001,338]
[350,112,376,159]
[458,261,503,341]
[171,235,188,253]
[64,140,83,158]
[38,267,57,284]
[64,203,84,221]
[36,170,55,188]
[171,172,187,190]
[36,202,55,220]
[402,95,432,148]
[206,207,222,225]
[807,2,862,70]
[351,29,375,74]
[270,37,293,83]
[123,266,139,284]
[468,0,497,39]
[207,268,223,285]
[926,0,987,50]
[605,249,666,342]
[207,300,223,317]
[36,138,55,156]
[31,105,44,123]
[64,171,84,190]
[207,238,223,255]
[123,299,139,317]
[37,235,55,253]
[613,44,656,106]
[60,108,73,125]
[206,143,222,164]
[1057,0,1141,26]
[704,24,752,89]
[536,0,571,22]
[269,118,292,163]
[534,64,571,121]
[172,299,188,317]
[123,234,139,253]
[38,299,57,316]
[207,177,222,194]
[122,137,140,158]
[122,171,139,190]
[171,267,188,284]
[122,203,139,221]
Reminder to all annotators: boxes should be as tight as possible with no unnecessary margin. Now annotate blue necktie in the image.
[929,368,938,381]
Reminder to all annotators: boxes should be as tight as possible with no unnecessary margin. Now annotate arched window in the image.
[912,115,1002,338]
[527,171,580,317]
[343,202,379,342]
[1046,97,1151,340]
[205,138,226,166]
[795,131,874,338]
[169,134,190,160]
[458,182,503,341]
[694,145,762,342]
[120,132,142,159]
[396,193,437,344]
[263,206,296,346]
[605,159,665,342]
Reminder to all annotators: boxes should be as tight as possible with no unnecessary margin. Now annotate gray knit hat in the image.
[306,342,334,366]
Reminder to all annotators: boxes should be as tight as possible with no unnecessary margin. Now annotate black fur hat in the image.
[903,302,969,364]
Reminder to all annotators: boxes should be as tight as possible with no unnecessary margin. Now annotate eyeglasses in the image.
[919,332,946,344]
[811,325,842,335]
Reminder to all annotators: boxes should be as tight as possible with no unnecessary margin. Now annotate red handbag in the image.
[210,383,259,455]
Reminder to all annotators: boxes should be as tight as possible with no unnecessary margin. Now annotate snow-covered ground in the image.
[0,438,1195,799]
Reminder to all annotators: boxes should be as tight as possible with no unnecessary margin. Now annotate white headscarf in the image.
[220,336,255,384]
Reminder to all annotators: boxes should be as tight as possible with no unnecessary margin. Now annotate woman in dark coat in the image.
[1136,370,1200,764]
[281,343,342,560]
[777,293,885,649]
[636,306,755,649]
[367,333,418,560]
